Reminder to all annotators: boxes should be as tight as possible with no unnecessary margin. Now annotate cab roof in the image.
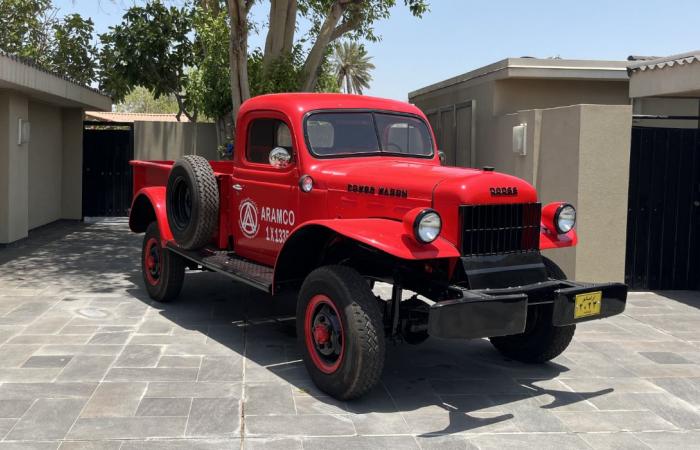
[238,93,425,120]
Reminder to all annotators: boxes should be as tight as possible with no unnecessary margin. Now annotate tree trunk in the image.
[263,0,297,70]
[300,1,345,92]
[226,0,251,134]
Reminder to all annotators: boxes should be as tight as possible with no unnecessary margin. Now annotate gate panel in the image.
[82,123,134,217]
[625,126,700,290]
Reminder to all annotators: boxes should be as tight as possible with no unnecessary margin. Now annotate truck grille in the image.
[459,203,541,256]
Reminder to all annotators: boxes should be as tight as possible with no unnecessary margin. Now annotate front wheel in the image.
[297,265,385,400]
[488,257,575,363]
[142,222,185,302]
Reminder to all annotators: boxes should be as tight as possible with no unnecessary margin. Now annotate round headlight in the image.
[414,209,441,243]
[555,204,576,234]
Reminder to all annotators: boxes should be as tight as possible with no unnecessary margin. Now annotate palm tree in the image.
[332,41,375,95]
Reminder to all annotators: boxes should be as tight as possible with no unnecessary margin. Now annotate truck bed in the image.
[131,159,235,193]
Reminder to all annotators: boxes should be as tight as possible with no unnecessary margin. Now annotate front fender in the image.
[540,229,578,250]
[272,219,460,294]
[299,219,461,260]
[129,187,173,242]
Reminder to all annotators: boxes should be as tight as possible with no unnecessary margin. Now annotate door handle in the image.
[232,184,244,191]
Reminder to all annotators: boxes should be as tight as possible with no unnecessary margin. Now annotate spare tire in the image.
[166,155,219,250]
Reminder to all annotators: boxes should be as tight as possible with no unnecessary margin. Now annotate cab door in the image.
[231,112,300,266]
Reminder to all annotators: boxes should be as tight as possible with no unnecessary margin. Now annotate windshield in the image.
[305,111,434,158]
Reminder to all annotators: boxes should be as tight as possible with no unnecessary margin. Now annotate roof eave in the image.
[409,58,629,99]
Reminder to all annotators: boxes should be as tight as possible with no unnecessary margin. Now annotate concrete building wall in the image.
[61,108,83,220]
[575,105,632,282]
[28,101,63,229]
[494,79,629,115]
[134,122,218,161]
[491,104,632,281]
[0,92,29,244]
[0,56,110,244]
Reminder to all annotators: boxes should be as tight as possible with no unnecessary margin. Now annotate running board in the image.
[166,243,273,293]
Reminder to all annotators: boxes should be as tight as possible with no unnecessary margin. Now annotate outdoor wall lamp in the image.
[18,118,31,145]
[512,123,527,156]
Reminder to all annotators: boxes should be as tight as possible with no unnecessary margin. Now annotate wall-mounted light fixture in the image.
[512,123,527,156]
[18,118,31,145]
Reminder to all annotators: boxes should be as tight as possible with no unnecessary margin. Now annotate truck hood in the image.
[315,158,538,220]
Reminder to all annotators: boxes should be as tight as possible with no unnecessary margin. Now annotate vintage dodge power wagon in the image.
[129,93,627,399]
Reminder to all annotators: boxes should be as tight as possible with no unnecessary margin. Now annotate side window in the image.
[247,119,293,165]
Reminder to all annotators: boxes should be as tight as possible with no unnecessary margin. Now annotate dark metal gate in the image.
[82,122,134,217]
[625,126,700,290]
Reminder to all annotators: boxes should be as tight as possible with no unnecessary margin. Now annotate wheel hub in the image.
[313,323,330,345]
[305,295,345,373]
[144,238,161,285]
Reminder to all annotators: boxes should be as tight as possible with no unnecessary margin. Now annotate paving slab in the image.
[1,221,699,448]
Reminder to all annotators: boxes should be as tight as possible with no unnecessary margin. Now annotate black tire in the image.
[142,222,185,302]
[543,256,567,280]
[166,155,219,250]
[488,256,575,363]
[297,265,385,400]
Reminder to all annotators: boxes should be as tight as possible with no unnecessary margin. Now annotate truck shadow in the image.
[128,269,613,437]
[0,221,613,437]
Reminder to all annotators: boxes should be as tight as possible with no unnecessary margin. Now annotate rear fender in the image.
[273,219,460,293]
[129,187,173,243]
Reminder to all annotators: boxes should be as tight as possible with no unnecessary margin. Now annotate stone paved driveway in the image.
[0,221,699,449]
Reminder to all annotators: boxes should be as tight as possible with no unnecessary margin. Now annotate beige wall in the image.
[28,101,63,229]
[575,105,632,282]
[494,79,630,115]
[134,122,218,161]
[0,89,86,244]
[490,104,632,281]
[0,91,30,244]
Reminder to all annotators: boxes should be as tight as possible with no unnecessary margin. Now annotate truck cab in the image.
[129,93,627,400]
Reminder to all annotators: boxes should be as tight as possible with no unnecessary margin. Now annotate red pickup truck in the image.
[129,93,627,400]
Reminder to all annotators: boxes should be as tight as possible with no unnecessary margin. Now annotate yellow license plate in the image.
[574,291,602,319]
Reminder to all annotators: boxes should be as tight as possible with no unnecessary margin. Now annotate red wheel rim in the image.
[304,294,345,374]
[144,237,161,286]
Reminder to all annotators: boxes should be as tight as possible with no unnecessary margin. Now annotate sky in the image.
[53,0,700,100]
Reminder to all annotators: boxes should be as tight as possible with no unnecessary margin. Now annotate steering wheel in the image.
[384,143,404,153]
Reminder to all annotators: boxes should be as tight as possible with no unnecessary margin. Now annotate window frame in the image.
[244,115,296,170]
[303,109,435,160]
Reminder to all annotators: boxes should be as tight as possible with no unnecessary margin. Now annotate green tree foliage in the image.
[0,0,98,85]
[99,1,195,120]
[51,14,98,86]
[332,41,374,94]
[0,0,54,66]
[114,86,180,114]
[186,3,338,135]
[186,4,232,122]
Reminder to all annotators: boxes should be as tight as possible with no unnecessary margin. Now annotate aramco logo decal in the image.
[239,199,259,238]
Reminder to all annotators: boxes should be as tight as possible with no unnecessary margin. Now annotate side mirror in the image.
[438,150,446,165]
[269,147,292,168]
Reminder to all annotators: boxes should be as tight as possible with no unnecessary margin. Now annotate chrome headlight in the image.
[414,209,441,243]
[555,204,576,234]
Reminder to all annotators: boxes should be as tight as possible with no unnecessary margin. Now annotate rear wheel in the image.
[142,222,185,302]
[489,257,575,363]
[297,265,385,400]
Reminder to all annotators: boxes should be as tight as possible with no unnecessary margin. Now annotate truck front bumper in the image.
[427,280,627,339]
